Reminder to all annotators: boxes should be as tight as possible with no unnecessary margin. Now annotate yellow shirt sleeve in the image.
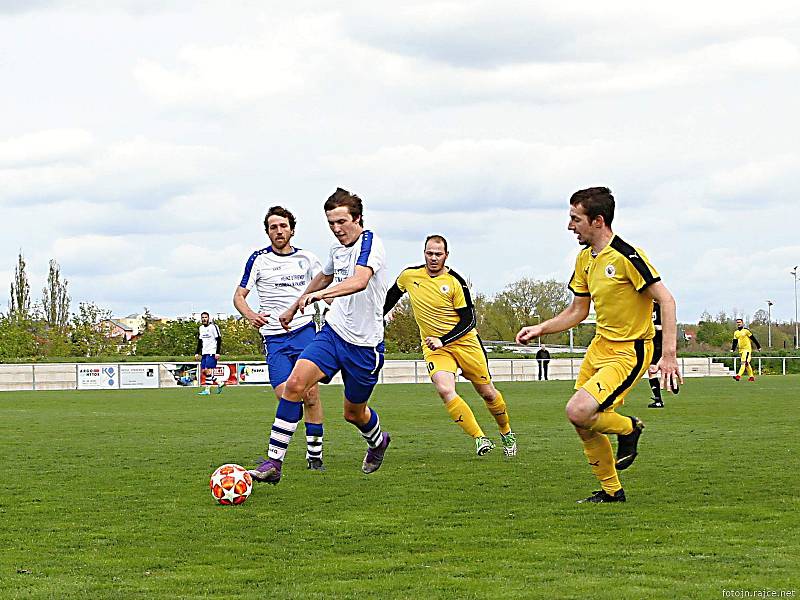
[624,247,661,292]
[396,269,409,292]
[569,251,590,296]
[451,276,467,310]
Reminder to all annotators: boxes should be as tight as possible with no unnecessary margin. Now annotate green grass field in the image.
[2,377,799,599]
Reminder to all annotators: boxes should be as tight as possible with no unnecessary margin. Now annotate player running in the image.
[516,187,682,503]
[234,206,326,470]
[383,235,516,457]
[195,311,224,395]
[731,318,761,382]
[249,188,390,484]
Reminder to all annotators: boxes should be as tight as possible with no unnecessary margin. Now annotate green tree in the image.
[38,259,72,356]
[218,316,263,355]
[0,314,39,360]
[384,297,422,353]
[71,302,118,357]
[9,251,31,321]
[479,278,571,342]
[42,259,70,329]
[135,319,198,356]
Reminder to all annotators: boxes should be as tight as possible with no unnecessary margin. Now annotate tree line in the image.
[3,252,798,361]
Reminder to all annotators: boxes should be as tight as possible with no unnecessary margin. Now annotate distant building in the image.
[99,319,136,342]
[115,313,146,335]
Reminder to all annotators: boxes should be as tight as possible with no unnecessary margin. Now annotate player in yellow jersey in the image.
[731,318,761,381]
[384,235,516,457]
[516,187,682,503]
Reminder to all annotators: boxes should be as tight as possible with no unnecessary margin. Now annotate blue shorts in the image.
[201,355,217,370]
[299,323,385,403]
[264,321,317,387]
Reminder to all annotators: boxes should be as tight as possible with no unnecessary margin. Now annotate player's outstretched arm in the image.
[644,281,683,391]
[233,286,269,328]
[516,296,591,344]
[280,272,334,330]
[302,266,372,307]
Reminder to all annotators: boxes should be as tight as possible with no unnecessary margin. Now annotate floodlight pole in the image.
[792,266,799,350]
[766,300,773,348]
[533,314,541,347]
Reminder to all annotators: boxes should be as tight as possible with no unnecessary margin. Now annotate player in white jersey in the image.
[234,206,326,470]
[249,188,390,484]
[194,312,224,395]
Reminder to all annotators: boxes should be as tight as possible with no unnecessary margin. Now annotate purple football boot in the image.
[362,432,391,474]
[248,457,282,484]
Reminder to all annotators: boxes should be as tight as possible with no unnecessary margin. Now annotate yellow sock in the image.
[582,432,622,494]
[738,362,747,377]
[484,391,511,435]
[445,396,484,438]
[590,411,633,435]
[746,363,754,377]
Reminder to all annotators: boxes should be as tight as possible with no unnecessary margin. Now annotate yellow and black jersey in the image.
[568,235,661,341]
[384,265,477,344]
[732,328,760,353]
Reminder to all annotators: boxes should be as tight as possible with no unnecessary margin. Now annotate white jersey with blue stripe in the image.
[198,323,221,355]
[323,230,388,346]
[239,246,322,336]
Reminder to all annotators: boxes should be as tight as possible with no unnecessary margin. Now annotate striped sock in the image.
[267,398,303,461]
[305,422,323,461]
[356,408,382,448]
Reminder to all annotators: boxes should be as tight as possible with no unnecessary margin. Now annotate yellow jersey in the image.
[568,235,661,341]
[395,266,478,343]
[733,328,757,353]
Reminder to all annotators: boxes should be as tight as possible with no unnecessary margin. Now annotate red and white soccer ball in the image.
[209,463,253,505]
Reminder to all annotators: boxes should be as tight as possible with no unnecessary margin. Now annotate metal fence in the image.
[709,355,800,376]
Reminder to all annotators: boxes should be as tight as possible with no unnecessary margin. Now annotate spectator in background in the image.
[536,344,551,380]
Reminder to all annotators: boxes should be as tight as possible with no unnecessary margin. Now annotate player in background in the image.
[731,318,761,382]
[647,301,665,408]
[516,187,682,503]
[195,311,224,395]
[249,188,390,484]
[234,206,326,470]
[383,235,516,457]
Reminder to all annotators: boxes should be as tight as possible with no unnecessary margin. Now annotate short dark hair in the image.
[201,311,209,318]
[425,234,448,253]
[324,187,363,226]
[570,187,615,227]
[264,206,296,230]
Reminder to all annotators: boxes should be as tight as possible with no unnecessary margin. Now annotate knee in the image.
[343,403,367,424]
[284,374,306,398]
[479,389,497,403]
[565,401,593,429]
[432,381,455,401]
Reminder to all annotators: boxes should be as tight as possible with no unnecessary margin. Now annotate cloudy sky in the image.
[1,1,798,325]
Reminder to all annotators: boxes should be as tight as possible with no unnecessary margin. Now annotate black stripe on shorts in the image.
[598,339,646,411]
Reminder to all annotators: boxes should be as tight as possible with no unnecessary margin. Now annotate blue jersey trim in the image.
[356,230,373,267]
[239,247,271,288]
[269,245,301,257]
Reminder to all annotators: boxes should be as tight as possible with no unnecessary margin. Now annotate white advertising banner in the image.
[77,364,120,390]
[119,364,160,389]
[237,363,270,385]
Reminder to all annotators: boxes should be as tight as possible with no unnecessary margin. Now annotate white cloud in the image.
[52,235,141,275]
[0,129,95,167]
[0,133,230,205]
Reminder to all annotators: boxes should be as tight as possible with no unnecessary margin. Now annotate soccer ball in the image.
[209,463,253,505]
